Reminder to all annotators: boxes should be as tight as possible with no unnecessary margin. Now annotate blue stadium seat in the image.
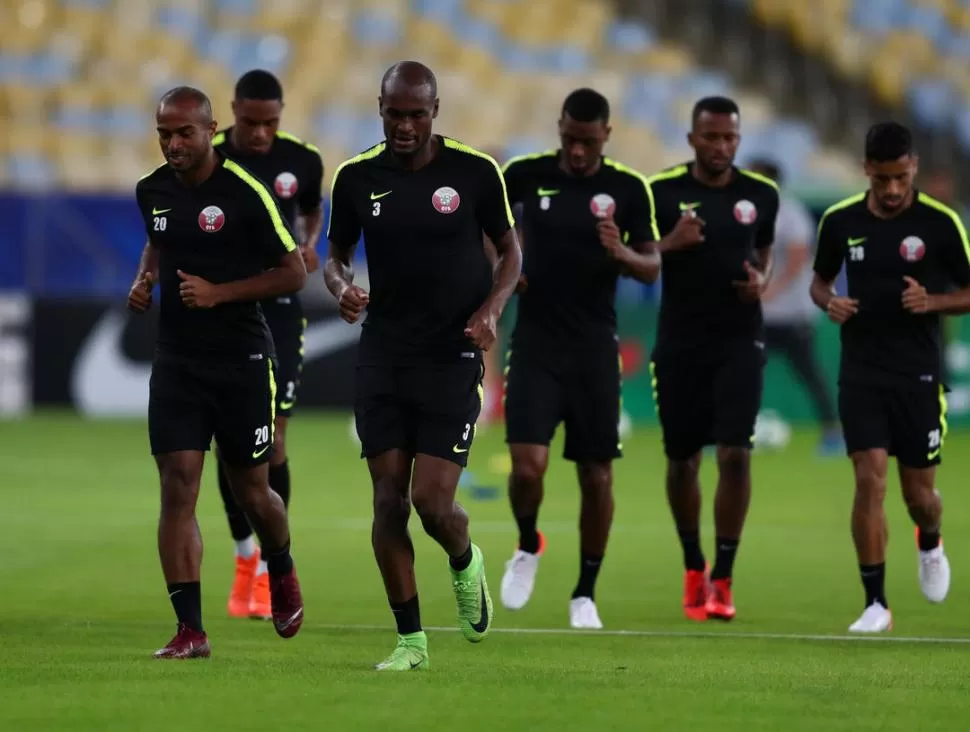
[410,0,464,23]
[899,5,950,47]
[606,20,656,54]
[312,107,358,151]
[230,35,290,78]
[352,115,385,155]
[201,29,242,69]
[215,0,258,14]
[352,10,402,47]
[680,70,733,101]
[8,153,55,189]
[59,0,110,8]
[942,33,970,58]
[451,14,501,50]
[851,0,902,35]
[52,104,97,132]
[156,7,206,44]
[106,106,144,139]
[954,105,970,153]
[539,46,590,74]
[908,79,956,131]
[24,52,75,86]
[502,136,549,161]
[501,41,542,72]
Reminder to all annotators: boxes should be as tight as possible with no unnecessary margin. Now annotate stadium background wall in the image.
[2,191,969,425]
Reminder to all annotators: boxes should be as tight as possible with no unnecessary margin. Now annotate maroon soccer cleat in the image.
[153,623,211,659]
[270,566,304,639]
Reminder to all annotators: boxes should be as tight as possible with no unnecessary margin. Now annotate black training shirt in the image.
[813,190,970,388]
[502,151,654,350]
[213,129,323,327]
[327,136,515,363]
[135,155,299,359]
[647,163,779,356]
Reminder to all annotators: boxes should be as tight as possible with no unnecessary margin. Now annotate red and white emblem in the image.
[900,235,926,262]
[734,199,758,224]
[432,186,460,214]
[198,205,225,233]
[590,193,616,219]
[274,171,298,199]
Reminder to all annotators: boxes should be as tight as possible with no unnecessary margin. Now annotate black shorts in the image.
[839,382,948,468]
[354,357,485,467]
[504,344,621,462]
[651,342,765,460]
[264,309,305,418]
[148,353,278,467]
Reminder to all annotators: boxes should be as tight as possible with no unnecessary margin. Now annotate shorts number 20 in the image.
[928,428,942,449]
[254,425,270,446]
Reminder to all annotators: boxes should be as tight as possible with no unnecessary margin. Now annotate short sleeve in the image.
[501,159,528,207]
[621,172,656,246]
[755,186,780,250]
[812,211,843,282]
[298,150,324,215]
[326,162,362,248]
[134,181,152,239]
[223,160,298,260]
[478,156,515,242]
[938,211,970,287]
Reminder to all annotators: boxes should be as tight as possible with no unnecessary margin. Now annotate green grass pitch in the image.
[3,411,970,730]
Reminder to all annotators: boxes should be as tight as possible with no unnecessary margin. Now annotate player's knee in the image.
[411,480,453,529]
[901,472,938,513]
[158,462,201,514]
[510,451,547,486]
[667,455,700,490]
[715,446,750,482]
[577,462,612,495]
[851,456,887,504]
[373,476,411,524]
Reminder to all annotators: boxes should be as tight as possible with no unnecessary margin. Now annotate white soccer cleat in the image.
[569,597,603,629]
[918,544,951,604]
[500,550,541,610]
[848,602,893,633]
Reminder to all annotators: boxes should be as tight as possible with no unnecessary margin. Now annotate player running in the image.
[129,87,306,658]
[498,88,659,629]
[324,61,521,670]
[210,69,324,622]
[810,122,966,633]
[645,96,779,622]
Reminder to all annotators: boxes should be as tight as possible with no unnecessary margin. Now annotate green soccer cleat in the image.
[374,632,430,671]
[450,543,493,642]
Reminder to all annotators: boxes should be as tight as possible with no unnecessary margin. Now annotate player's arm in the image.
[128,185,159,313]
[322,163,369,323]
[741,186,780,295]
[763,201,812,302]
[297,150,325,273]
[601,173,661,284]
[810,211,858,323]
[913,213,970,314]
[467,157,523,349]
[487,159,526,288]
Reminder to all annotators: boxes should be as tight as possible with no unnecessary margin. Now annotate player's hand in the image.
[597,217,628,261]
[337,283,369,323]
[464,303,499,351]
[663,212,705,252]
[732,261,767,303]
[127,271,154,313]
[177,270,222,309]
[902,275,932,314]
[825,296,859,324]
[301,246,320,274]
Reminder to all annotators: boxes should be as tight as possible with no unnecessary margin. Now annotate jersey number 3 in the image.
[372,201,381,217]
[153,216,167,232]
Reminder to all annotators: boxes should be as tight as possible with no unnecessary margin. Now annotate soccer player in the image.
[324,61,521,670]
[128,86,306,658]
[210,69,325,621]
[646,96,779,622]
[810,122,965,633]
[746,157,841,454]
[497,88,659,629]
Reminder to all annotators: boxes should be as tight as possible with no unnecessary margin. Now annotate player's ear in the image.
[910,154,920,177]
[432,99,439,119]
[208,119,217,137]
[687,131,695,150]
[230,99,238,117]
[863,159,873,177]
[603,124,612,142]
[377,97,383,116]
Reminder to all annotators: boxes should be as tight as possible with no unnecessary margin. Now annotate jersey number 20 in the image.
[153,216,167,232]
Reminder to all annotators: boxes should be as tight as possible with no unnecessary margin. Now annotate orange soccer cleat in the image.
[683,565,710,621]
[705,577,736,621]
[249,570,272,620]
[228,550,260,618]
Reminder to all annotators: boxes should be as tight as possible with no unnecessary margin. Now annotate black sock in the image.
[265,540,294,577]
[218,459,253,541]
[572,553,603,600]
[860,563,888,608]
[167,582,203,633]
[516,514,540,554]
[918,528,941,552]
[449,542,473,572]
[678,531,706,572]
[390,594,422,635]
[710,537,740,581]
[269,461,291,509]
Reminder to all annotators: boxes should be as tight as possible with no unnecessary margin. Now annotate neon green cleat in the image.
[374,632,430,671]
[450,543,493,643]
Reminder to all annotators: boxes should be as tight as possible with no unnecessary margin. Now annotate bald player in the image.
[324,62,522,671]
[129,86,306,659]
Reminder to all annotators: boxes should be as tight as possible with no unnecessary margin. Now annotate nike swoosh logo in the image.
[277,606,303,631]
[370,191,392,200]
[72,311,364,416]
[848,237,866,246]
[452,444,468,454]
[537,188,559,196]
[409,660,422,669]
[469,580,490,634]
[152,208,172,215]
[679,201,702,211]
[252,445,270,459]
[928,448,940,460]
[279,400,295,410]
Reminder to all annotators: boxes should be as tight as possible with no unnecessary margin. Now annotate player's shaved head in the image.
[381,61,437,100]
[158,86,213,123]
[379,61,439,159]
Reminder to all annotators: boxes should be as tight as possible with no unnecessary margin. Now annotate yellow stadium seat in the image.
[869,56,907,106]
[1,85,49,126]
[640,44,695,75]
[750,0,788,28]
